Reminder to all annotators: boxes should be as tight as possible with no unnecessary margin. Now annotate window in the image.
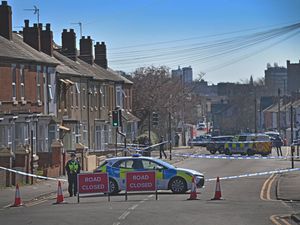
[37,124,48,152]
[48,85,53,100]
[142,159,165,170]
[82,88,86,108]
[82,124,88,146]
[100,86,105,107]
[20,65,25,100]
[0,126,7,147]
[12,64,16,100]
[75,124,81,143]
[116,86,122,108]
[37,65,41,102]
[75,83,80,107]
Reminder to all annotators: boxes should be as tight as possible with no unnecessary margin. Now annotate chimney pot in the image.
[24,19,29,28]
[87,36,91,39]
[0,0,12,40]
[38,23,43,30]
[96,41,100,45]
[46,23,50,30]
[101,41,105,45]
[70,29,74,32]
[63,29,67,32]
[33,23,38,28]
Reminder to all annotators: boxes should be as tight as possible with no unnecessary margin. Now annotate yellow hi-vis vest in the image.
[68,161,79,173]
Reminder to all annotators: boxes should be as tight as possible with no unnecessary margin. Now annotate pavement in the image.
[1,146,300,223]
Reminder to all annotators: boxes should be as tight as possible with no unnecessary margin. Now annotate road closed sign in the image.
[126,171,156,192]
[78,173,109,194]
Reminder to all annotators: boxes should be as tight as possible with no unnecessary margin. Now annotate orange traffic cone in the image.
[55,181,65,204]
[187,176,198,200]
[211,176,222,200]
[12,184,23,207]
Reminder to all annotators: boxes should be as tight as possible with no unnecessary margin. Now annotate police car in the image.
[94,155,204,194]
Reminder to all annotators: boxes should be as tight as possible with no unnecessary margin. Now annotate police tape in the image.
[0,166,67,182]
[205,167,300,182]
[174,153,300,160]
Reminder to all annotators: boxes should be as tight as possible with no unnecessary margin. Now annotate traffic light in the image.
[152,112,159,126]
[112,110,119,127]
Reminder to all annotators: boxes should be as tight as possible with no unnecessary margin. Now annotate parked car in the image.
[188,135,211,147]
[94,155,205,194]
[206,135,234,154]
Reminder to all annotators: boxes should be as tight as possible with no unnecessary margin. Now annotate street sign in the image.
[126,171,156,192]
[77,173,109,202]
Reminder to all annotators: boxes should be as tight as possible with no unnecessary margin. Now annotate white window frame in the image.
[20,65,25,100]
[48,85,53,100]
[12,64,16,100]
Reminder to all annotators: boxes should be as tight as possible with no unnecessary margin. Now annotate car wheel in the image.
[210,149,216,154]
[169,177,187,194]
[247,149,254,156]
[109,178,119,194]
[225,148,231,155]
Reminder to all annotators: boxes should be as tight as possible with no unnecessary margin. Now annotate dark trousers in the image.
[160,148,167,159]
[68,174,78,196]
[276,147,282,156]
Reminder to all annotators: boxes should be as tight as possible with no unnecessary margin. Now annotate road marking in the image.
[112,222,120,225]
[129,204,138,210]
[260,173,279,201]
[270,215,282,225]
[270,215,292,225]
[118,211,130,220]
[280,218,291,225]
[260,174,275,200]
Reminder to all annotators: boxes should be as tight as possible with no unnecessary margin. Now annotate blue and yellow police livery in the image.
[94,155,204,194]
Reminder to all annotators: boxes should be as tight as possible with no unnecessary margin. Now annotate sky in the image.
[7,0,300,84]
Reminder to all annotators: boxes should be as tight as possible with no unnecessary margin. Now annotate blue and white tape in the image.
[205,167,300,182]
[0,166,67,182]
[174,153,300,160]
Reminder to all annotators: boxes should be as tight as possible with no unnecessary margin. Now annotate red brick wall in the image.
[0,64,44,114]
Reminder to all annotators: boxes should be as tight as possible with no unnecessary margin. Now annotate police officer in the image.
[159,136,167,159]
[65,153,81,197]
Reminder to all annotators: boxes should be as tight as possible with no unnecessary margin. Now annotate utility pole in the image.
[254,91,257,133]
[71,22,83,39]
[291,104,295,169]
[278,88,281,133]
[24,5,39,24]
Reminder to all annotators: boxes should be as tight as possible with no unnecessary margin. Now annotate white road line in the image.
[112,222,120,225]
[119,211,130,220]
[129,204,139,210]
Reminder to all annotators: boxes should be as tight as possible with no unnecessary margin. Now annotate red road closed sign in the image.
[78,173,109,194]
[126,171,156,192]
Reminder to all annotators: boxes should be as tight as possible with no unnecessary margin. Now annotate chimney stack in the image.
[40,23,53,56]
[23,20,41,51]
[0,1,12,40]
[61,29,77,61]
[94,41,108,69]
[79,36,93,65]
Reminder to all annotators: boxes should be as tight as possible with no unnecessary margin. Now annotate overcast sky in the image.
[8,0,300,84]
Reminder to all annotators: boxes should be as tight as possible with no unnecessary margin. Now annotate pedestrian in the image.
[159,136,167,159]
[65,152,81,197]
[274,136,283,156]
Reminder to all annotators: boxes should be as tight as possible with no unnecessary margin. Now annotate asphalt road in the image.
[0,147,299,225]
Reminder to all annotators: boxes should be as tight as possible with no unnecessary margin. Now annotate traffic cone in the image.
[12,184,23,207]
[187,176,198,200]
[211,176,222,200]
[55,181,65,204]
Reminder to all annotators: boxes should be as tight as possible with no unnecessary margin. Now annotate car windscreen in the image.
[152,158,176,169]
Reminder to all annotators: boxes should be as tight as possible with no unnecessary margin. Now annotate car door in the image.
[113,159,138,190]
[141,159,176,190]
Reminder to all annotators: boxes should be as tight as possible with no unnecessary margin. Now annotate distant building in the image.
[264,63,287,96]
[287,60,300,94]
[171,66,193,84]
